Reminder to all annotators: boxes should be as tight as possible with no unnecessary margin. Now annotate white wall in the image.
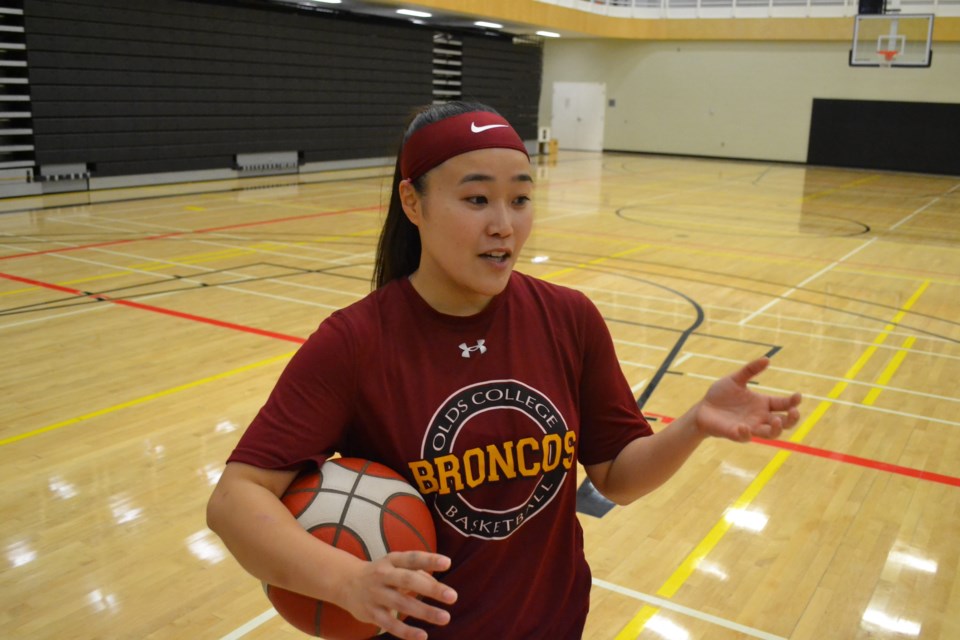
[540,39,960,162]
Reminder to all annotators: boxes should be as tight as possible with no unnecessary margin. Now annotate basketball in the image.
[264,458,437,638]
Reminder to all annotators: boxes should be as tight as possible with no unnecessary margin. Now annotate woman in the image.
[207,101,802,640]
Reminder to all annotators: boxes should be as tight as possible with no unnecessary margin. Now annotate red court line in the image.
[0,204,378,262]
[752,438,960,488]
[642,412,960,488]
[0,271,306,344]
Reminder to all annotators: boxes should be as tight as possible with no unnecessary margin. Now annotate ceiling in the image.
[269,0,570,38]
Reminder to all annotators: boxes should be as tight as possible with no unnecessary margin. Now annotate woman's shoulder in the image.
[327,279,405,330]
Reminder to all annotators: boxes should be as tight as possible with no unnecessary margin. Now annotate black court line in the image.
[529,249,960,342]
[0,262,370,317]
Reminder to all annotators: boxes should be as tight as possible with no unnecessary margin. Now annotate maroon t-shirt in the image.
[229,272,652,639]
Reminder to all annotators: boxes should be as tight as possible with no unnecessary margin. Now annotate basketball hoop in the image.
[877,49,899,67]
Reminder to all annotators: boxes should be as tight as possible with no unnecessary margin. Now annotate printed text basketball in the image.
[264,458,437,638]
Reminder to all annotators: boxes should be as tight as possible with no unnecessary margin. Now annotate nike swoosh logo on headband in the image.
[471,123,510,133]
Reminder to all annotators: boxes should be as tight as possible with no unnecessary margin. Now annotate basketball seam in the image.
[333,459,371,548]
[379,493,435,553]
[315,486,433,552]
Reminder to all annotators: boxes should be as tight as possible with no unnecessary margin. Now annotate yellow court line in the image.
[0,245,276,297]
[800,174,881,203]
[0,226,381,299]
[614,278,929,639]
[531,231,959,288]
[541,245,650,281]
[0,351,295,447]
[863,335,917,406]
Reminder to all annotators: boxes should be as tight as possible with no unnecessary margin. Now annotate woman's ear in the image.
[398,179,422,227]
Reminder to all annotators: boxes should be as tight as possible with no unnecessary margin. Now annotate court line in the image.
[738,238,877,326]
[584,283,959,346]
[0,351,296,447]
[0,204,378,261]
[695,375,960,429]
[0,271,306,343]
[217,579,788,640]
[6,251,344,315]
[614,279,930,639]
[799,174,880,202]
[889,196,941,231]
[592,579,787,640]
[643,413,960,488]
[218,609,278,640]
[614,355,960,427]
[67,213,374,260]
[752,438,960,488]
[863,334,916,406]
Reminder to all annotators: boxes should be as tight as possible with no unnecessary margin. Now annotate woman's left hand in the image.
[694,357,802,442]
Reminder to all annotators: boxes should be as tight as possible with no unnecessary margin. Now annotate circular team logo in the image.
[411,380,575,540]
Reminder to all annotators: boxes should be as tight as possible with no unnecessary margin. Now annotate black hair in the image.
[371,101,501,289]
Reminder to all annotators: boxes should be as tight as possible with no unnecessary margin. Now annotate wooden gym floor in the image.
[1,152,958,639]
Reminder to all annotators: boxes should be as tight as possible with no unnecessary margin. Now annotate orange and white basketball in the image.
[265,458,437,639]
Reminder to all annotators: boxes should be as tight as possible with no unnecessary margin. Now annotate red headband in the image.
[400,111,529,181]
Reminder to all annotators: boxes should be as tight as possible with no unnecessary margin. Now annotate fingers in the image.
[390,550,453,574]
[768,392,803,412]
[381,553,457,635]
[385,553,458,606]
[346,552,457,640]
[730,357,770,387]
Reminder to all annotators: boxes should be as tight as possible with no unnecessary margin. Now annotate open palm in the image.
[695,358,802,442]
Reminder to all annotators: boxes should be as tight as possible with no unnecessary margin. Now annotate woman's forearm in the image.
[206,463,363,605]
[587,407,707,505]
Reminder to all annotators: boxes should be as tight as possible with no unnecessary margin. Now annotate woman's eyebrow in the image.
[458,173,534,184]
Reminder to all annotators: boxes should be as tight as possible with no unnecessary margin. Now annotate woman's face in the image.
[400,147,533,316]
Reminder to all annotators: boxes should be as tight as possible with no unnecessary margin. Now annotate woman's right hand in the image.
[336,550,458,640]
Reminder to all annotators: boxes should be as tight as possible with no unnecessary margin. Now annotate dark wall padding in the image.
[459,35,542,142]
[808,98,960,176]
[24,0,434,177]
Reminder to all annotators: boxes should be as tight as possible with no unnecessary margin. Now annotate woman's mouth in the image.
[480,250,511,264]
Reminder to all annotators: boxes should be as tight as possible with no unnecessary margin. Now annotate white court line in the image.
[82,243,369,299]
[673,353,694,367]
[592,578,787,640]
[0,297,113,331]
[599,301,960,355]
[889,198,941,231]
[59,215,366,261]
[218,583,786,640]
[683,371,960,428]
[618,347,960,411]
[218,609,277,640]
[5,223,367,305]
[889,181,960,231]
[679,351,960,405]
[740,183,960,326]
[738,238,877,326]
[583,283,960,342]
[44,251,342,310]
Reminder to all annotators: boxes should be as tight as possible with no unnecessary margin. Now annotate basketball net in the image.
[877,49,898,68]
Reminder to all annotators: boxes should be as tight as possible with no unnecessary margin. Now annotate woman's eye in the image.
[514,195,531,206]
[466,196,488,205]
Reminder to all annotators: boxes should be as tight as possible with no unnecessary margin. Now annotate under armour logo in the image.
[471,122,509,134]
[459,340,487,358]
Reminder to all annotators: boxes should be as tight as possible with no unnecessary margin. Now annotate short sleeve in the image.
[575,294,653,466]
[227,312,357,471]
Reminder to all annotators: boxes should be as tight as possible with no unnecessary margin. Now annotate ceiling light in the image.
[397,9,431,18]
[536,30,561,38]
[475,21,504,29]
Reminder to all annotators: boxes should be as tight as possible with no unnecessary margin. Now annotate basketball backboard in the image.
[850,14,934,68]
